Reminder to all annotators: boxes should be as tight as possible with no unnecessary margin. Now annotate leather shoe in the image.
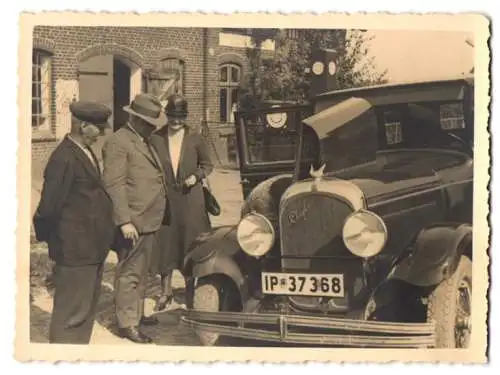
[140,315,159,326]
[118,326,153,344]
[154,295,174,312]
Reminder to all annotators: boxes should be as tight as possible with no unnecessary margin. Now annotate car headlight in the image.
[342,210,387,258]
[236,212,275,257]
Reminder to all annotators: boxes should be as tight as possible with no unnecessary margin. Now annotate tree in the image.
[244,28,388,103]
[334,30,389,90]
[243,28,280,101]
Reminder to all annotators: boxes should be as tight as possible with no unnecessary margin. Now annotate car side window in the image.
[382,108,404,146]
[440,103,466,130]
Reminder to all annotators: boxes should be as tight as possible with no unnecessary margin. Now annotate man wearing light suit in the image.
[102,93,169,344]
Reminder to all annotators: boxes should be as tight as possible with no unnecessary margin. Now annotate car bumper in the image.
[180,311,437,348]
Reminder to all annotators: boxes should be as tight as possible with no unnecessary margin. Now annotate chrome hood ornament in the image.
[309,164,326,180]
[309,164,326,191]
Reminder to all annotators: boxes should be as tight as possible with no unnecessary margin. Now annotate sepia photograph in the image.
[16,12,490,363]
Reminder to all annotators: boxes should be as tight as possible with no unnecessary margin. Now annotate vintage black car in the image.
[179,76,474,349]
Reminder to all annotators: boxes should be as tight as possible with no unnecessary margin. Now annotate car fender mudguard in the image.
[388,223,472,287]
[182,225,248,302]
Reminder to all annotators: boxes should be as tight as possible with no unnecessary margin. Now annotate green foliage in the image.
[335,30,389,90]
[244,29,388,103]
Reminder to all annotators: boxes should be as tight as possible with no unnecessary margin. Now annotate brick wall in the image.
[33,26,207,134]
[31,26,273,171]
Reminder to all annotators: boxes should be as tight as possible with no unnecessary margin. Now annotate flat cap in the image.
[70,101,112,126]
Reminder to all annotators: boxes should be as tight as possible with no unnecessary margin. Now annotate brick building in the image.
[31,26,276,179]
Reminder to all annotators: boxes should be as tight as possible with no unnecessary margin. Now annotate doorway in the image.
[78,54,141,130]
[78,54,142,165]
[113,58,131,131]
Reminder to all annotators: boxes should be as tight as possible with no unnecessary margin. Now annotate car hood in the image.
[331,152,446,207]
[348,173,442,207]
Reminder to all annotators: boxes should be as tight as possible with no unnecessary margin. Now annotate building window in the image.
[219,63,241,123]
[147,58,184,106]
[32,49,52,130]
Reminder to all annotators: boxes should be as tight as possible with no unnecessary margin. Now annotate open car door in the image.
[234,104,318,199]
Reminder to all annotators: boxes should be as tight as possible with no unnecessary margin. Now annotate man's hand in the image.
[184,175,197,188]
[121,222,139,245]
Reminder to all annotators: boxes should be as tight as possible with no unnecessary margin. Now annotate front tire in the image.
[427,255,472,348]
[192,277,239,346]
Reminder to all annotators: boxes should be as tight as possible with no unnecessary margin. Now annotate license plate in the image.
[261,272,345,298]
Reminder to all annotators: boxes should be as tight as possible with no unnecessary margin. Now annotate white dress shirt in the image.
[67,134,97,170]
[168,127,185,179]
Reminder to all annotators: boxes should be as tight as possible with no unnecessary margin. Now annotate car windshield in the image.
[239,106,317,165]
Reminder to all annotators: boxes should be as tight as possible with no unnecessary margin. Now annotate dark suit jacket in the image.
[149,127,214,274]
[33,136,115,266]
[102,125,168,235]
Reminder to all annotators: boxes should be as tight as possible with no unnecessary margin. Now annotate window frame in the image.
[219,63,241,124]
[146,57,185,106]
[31,48,54,139]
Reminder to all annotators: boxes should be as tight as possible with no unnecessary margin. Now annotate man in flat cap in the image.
[102,93,168,344]
[33,100,115,344]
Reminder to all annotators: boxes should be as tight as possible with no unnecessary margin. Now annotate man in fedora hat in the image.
[102,93,168,344]
[33,100,115,344]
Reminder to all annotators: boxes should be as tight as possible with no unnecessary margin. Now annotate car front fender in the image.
[388,223,472,287]
[182,225,248,303]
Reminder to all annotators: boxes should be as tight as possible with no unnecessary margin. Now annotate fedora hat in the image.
[123,93,167,128]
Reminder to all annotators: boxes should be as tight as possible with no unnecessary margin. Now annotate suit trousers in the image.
[114,233,155,329]
[49,262,104,344]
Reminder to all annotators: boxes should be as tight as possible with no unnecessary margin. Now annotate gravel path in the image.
[30,168,245,345]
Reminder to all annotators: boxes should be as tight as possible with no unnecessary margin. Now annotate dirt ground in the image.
[29,168,245,345]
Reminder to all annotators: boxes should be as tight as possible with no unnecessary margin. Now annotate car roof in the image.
[312,75,474,114]
[304,75,474,141]
[315,75,474,100]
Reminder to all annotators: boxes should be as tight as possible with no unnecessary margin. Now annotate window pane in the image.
[231,87,239,103]
[245,123,298,163]
[440,103,465,129]
[32,50,52,129]
[32,82,40,99]
[229,88,239,123]
[231,66,240,83]
[220,88,227,122]
[383,109,403,145]
[220,66,228,82]
[385,123,403,145]
[32,98,40,116]
[41,57,50,80]
[32,65,39,82]
[41,84,51,114]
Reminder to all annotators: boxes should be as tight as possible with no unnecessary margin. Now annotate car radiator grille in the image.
[278,193,360,311]
[280,193,354,271]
